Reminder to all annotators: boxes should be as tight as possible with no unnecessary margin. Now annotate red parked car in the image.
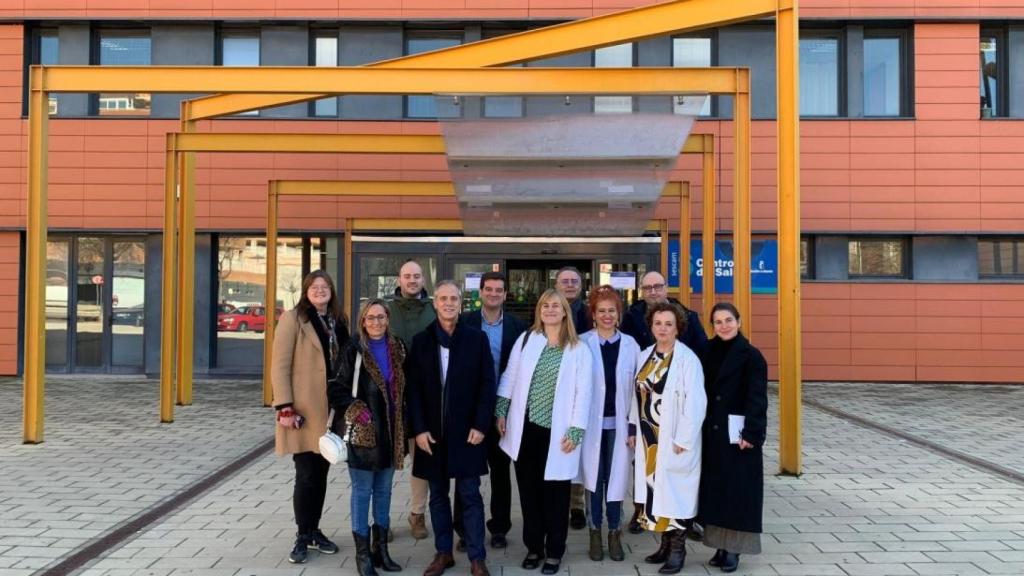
[217,305,282,333]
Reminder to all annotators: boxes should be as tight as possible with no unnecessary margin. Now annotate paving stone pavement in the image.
[2,377,1023,576]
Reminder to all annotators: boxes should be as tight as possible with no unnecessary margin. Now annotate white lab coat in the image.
[578,329,639,502]
[498,330,593,481]
[629,340,706,520]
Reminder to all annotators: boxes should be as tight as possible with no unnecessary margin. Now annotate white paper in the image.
[728,414,745,444]
[609,271,636,290]
[464,272,482,291]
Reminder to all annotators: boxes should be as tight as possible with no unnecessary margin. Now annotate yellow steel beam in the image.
[777,0,803,476]
[23,67,48,443]
[733,74,752,338]
[702,136,716,336]
[176,111,196,406]
[160,135,178,423]
[36,65,741,96]
[279,181,454,197]
[184,0,777,119]
[678,182,691,309]
[659,220,669,280]
[264,183,279,407]
[173,132,709,155]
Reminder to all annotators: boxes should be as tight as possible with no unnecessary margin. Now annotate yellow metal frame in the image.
[24,0,800,477]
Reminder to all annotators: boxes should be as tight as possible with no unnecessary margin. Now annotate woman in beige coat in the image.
[272,270,350,564]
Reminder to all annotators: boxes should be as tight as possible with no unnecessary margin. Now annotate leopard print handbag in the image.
[344,353,377,449]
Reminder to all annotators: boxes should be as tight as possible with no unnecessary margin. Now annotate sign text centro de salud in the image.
[668,239,778,294]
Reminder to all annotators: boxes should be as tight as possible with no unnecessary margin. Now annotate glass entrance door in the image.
[505,258,592,325]
[448,258,503,313]
[46,236,146,373]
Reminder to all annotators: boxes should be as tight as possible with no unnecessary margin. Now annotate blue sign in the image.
[668,239,778,294]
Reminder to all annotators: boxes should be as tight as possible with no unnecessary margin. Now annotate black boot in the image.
[720,552,740,573]
[708,549,727,567]
[658,530,687,574]
[644,531,672,564]
[371,525,402,572]
[353,531,379,576]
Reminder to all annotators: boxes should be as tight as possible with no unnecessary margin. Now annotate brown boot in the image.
[422,552,454,576]
[409,512,429,540]
[588,529,603,561]
[608,529,624,561]
[470,559,491,576]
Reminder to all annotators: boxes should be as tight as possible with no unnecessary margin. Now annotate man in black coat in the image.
[406,280,496,576]
[620,270,709,357]
[454,271,527,550]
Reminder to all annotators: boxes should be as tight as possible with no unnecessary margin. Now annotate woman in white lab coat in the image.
[628,301,707,575]
[496,289,592,575]
[578,285,639,562]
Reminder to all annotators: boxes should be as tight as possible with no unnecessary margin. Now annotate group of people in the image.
[271,261,769,576]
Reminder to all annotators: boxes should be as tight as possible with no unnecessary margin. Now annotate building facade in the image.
[0,1,1022,382]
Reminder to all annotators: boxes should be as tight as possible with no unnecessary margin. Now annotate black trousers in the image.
[515,421,571,560]
[453,423,513,537]
[293,451,331,535]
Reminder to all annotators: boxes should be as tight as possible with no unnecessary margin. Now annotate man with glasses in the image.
[620,270,709,535]
[554,266,592,530]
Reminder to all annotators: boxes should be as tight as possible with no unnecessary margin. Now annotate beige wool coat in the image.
[272,309,331,455]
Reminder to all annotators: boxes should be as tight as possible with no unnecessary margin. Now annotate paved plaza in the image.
[1,376,1023,576]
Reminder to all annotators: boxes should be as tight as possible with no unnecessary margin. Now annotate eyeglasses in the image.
[641,283,666,292]
[309,285,331,293]
[558,278,581,286]
[364,315,387,323]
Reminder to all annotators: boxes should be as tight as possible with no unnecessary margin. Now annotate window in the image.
[980,30,1005,117]
[979,239,1024,277]
[97,31,151,116]
[221,30,260,116]
[483,29,524,118]
[312,32,338,117]
[594,43,634,114]
[863,34,903,116]
[801,237,813,279]
[673,36,713,116]
[800,34,840,117]
[37,30,59,115]
[848,238,907,278]
[406,35,462,118]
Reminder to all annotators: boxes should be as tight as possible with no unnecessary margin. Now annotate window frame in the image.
[671,32,718,117]
[978,237,1024,278]
[799,29,846,118]
[404,31,464,119]
[862,27,912,118]
[592,42,637,114]
[91,28,152,117]
[847,236,910,279]
[980,26,1009,118]
[308,29,339,118]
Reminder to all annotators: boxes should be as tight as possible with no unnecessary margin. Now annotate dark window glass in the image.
[98,32,151,116]
[800,36,839,117]
[979,239,1024,277]
[980,33,1000,117]
[848,238,906,277]
[406,36,461,118]
[800,237,812,279]
[864,36,901,116]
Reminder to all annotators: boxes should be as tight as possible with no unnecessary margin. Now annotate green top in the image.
[496,344,583,446]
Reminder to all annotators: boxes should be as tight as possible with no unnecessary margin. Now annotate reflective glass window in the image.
[673,37,712,116]
[39,31,59,115]
[800,36,839,116]
[358,256,438,310]
[594,43,634,114]
[46,240,70,369]
[313,34,339,117]
[222,32,260,116]
[980,34,1000,117]
[407,36,461,118]
[979,239,1024,277]
[864,36,902,116]
[98,32,151,116]
[848,238,906,277]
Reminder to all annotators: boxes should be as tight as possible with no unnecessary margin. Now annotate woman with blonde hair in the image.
[496,289,593,575]
[329,298,407,575]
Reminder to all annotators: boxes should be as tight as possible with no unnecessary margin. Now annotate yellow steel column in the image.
[23,67,48,443]
[733,70,752,337]
[344,220,354,322]
[659,219,669,280]
[176,108,196,406]
[263,184,279,407]
[702,138,716,335]
[678,182,691,310]
[777,0,803,475]
[160,135,178,423]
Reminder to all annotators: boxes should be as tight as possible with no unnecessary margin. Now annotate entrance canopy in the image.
[440,96,707,236]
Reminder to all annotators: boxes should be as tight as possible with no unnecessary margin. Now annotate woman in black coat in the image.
[698,302,768,574]
[328,298,406,576]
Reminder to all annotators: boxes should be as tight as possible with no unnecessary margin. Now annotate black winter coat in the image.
[405,320,496,480]
[327,336,407,471]
[620,297,709,357]
[698,333,768,534]
[460,308,528,377]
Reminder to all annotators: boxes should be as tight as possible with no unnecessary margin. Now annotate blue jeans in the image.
[586,428,622,530]
[429,476,486,561]
[349,467,395,537]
